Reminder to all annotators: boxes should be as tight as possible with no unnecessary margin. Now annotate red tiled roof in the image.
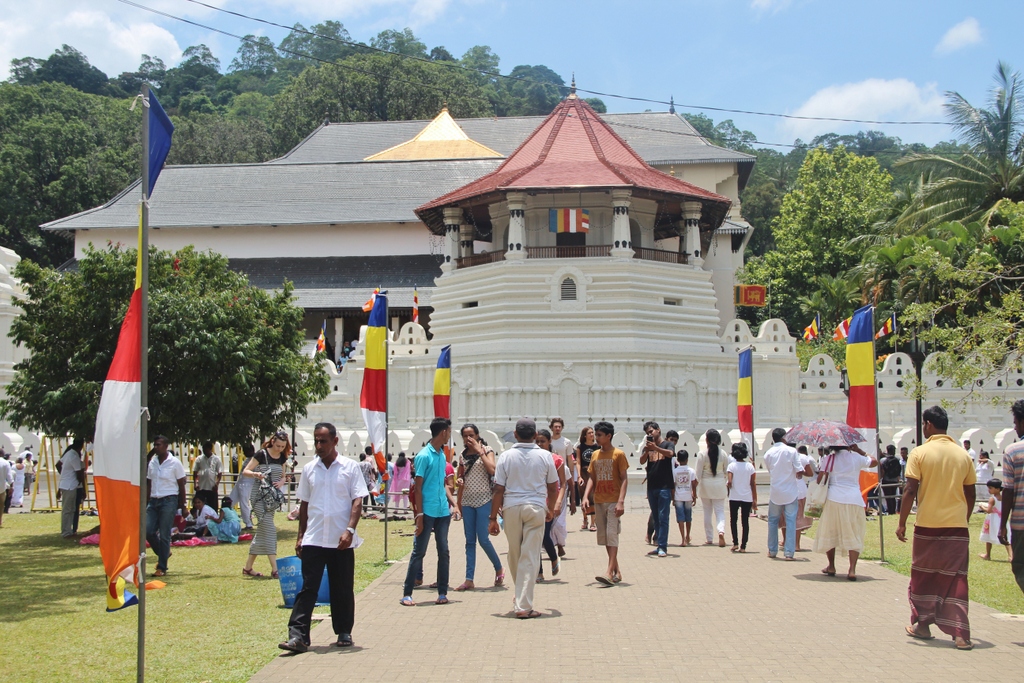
[416,97,732,216]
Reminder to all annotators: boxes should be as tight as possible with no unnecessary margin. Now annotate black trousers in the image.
[880,483,900,514]
[729,500,752,549]
[288,545,355,642]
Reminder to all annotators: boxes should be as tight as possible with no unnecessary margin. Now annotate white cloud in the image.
[0,1,189,81]
[781,78,945,141]
[934,17,982,55]
[257,0,453,26]
[750,0,793,14]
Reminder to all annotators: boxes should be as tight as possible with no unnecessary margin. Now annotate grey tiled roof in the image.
[274,112,754,166]
[42,159,502,231]
[291,286,428,309]
[229,255,442,292]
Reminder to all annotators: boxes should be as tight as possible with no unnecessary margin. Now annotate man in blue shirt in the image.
[401,417,455,606]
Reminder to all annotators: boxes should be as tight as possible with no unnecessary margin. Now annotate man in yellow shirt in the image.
[896,406,976,650]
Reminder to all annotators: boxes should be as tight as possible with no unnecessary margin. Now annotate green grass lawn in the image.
[805,512,1023,614]
[0,510,413,683]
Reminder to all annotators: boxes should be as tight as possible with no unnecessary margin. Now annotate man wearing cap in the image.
[489,418,558,618]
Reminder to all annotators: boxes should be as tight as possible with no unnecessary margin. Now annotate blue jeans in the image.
[403,514,450,597]
[767,500,799,558]
[647,488,672,552]
[146,495,178,571]
[462,501,501,581]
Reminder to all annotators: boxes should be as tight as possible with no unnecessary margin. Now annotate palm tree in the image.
[798,274,862,327]
[895,62,1024,231]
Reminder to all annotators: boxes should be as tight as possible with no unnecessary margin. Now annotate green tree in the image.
[797,273,862,326]
[9,45,116,96]
[0,245,329,443]
[429,46,455,62]
[268,53,492,153]
[167,113,275,165]
[230,35,279,76]
[0,81,139,265]
[159,44,221,109]
[740,145,893,331]
[370,28,428,57]
[896,62,1024,231]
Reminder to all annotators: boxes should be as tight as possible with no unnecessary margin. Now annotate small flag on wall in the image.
[413,287,419,324]
[548,208,590,233]
[802,313,821,341]
[875,312,896,339]
[832,317,851,341]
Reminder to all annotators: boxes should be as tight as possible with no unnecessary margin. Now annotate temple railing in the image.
[454,245,689,268]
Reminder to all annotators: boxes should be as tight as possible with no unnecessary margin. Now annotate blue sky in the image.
[2,0,1020,147]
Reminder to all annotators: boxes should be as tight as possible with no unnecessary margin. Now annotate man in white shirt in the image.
[20,447,34,495]
[964,440,978,465]
[488,418,558,619]
[280,422,368,653]
[192,441,223,511]
[0,454,12,528]
[763,428,812,560]
[58,439,86,538]
[146,436,187,576]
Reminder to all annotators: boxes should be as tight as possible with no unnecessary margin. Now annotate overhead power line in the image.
[135,0,950,127]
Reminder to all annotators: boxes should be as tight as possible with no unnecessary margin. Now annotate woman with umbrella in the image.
[813,438,876,580]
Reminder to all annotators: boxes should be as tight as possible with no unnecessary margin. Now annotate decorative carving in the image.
[546,362,594,389]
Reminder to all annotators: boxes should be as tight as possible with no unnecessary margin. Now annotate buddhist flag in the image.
[737,348,754,457]
[832,316,851,341]
[93,219,144,613]
[803,313,820,342]
[433,345,452,419]
[362,287,379,313]
[875,312,896,339]
[315,320,326,354]
[548,208,590,233]
[360,292,389,480]
[413,287,419,324]
[845,305,877,455]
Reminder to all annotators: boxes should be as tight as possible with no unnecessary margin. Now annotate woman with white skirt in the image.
[814,443,876,580]
[694,429,731,547]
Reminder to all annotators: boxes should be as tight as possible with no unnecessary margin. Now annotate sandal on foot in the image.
[515,610,541,619]
[821,568,836,576]
[731,546,739,553]
[435,595,449,605]
[552,559,560,576]
[242,568,263,577]
[905,625,934,640]
[595,575,614,586]
[271,570,279,579]
[955,638,973,651]
[399,596,415,607]
[494,571,505,586]
[718,534,726,547]
[589,524,597,532]
[454,581,474,592]
[611,573,622,583]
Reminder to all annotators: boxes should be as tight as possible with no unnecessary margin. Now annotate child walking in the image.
[582,421,628,586]
[978,478,1012,561]
[672,451,696,547]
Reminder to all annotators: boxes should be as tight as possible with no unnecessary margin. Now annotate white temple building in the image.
[33,90,1024,460]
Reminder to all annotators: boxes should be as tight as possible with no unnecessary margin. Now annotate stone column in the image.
[504,192,526,261]
[441,207,462,273]
[682,201,703,267]
[610,189,633,258]
[459,222,474,258]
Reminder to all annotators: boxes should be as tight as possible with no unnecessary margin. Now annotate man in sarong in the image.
[896,406,976,650]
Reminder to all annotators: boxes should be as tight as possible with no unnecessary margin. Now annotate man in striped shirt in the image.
[999,399,1024,595]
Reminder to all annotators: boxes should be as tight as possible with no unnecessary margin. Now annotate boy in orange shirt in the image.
[582,421,629,585]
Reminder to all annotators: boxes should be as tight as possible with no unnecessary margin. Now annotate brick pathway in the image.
[251,497,1024,682]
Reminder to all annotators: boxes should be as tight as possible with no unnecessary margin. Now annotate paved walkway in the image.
[251,497,1024,682]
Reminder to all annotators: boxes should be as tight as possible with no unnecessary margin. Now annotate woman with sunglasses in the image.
[241,430,292,578]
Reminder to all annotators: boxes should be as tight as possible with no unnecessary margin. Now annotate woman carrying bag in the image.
[814,443,877,580]
[240,430,291,578]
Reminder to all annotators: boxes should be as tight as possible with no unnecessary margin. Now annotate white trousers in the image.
[701,497,726,542]
[503,503,546,613]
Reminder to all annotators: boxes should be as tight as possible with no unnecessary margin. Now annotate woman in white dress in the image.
[10,457,26,507]
[694,429,731,547]
[814,443,876,580]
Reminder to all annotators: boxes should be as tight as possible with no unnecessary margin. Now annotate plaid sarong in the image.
[909,526,970,640]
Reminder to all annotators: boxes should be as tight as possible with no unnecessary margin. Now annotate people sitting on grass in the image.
[208,496,242,543]
[189,494,220,537]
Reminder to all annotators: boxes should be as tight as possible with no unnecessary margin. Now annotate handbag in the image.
[804,454,834,518]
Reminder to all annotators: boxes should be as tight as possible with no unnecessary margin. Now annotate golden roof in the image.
[364,108,504,161]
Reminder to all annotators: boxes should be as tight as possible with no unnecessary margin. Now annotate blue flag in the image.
[147,92,173,197]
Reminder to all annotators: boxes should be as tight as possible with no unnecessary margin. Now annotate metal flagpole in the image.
[871,306,885,563]
[383,294,389,563]
[137,83,151,683]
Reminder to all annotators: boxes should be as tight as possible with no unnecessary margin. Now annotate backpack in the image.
[883,456,902,481]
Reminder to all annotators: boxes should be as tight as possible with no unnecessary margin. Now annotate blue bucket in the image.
[277,555,332,608]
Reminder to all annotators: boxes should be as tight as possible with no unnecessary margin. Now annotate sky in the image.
[1,0,1021,148]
